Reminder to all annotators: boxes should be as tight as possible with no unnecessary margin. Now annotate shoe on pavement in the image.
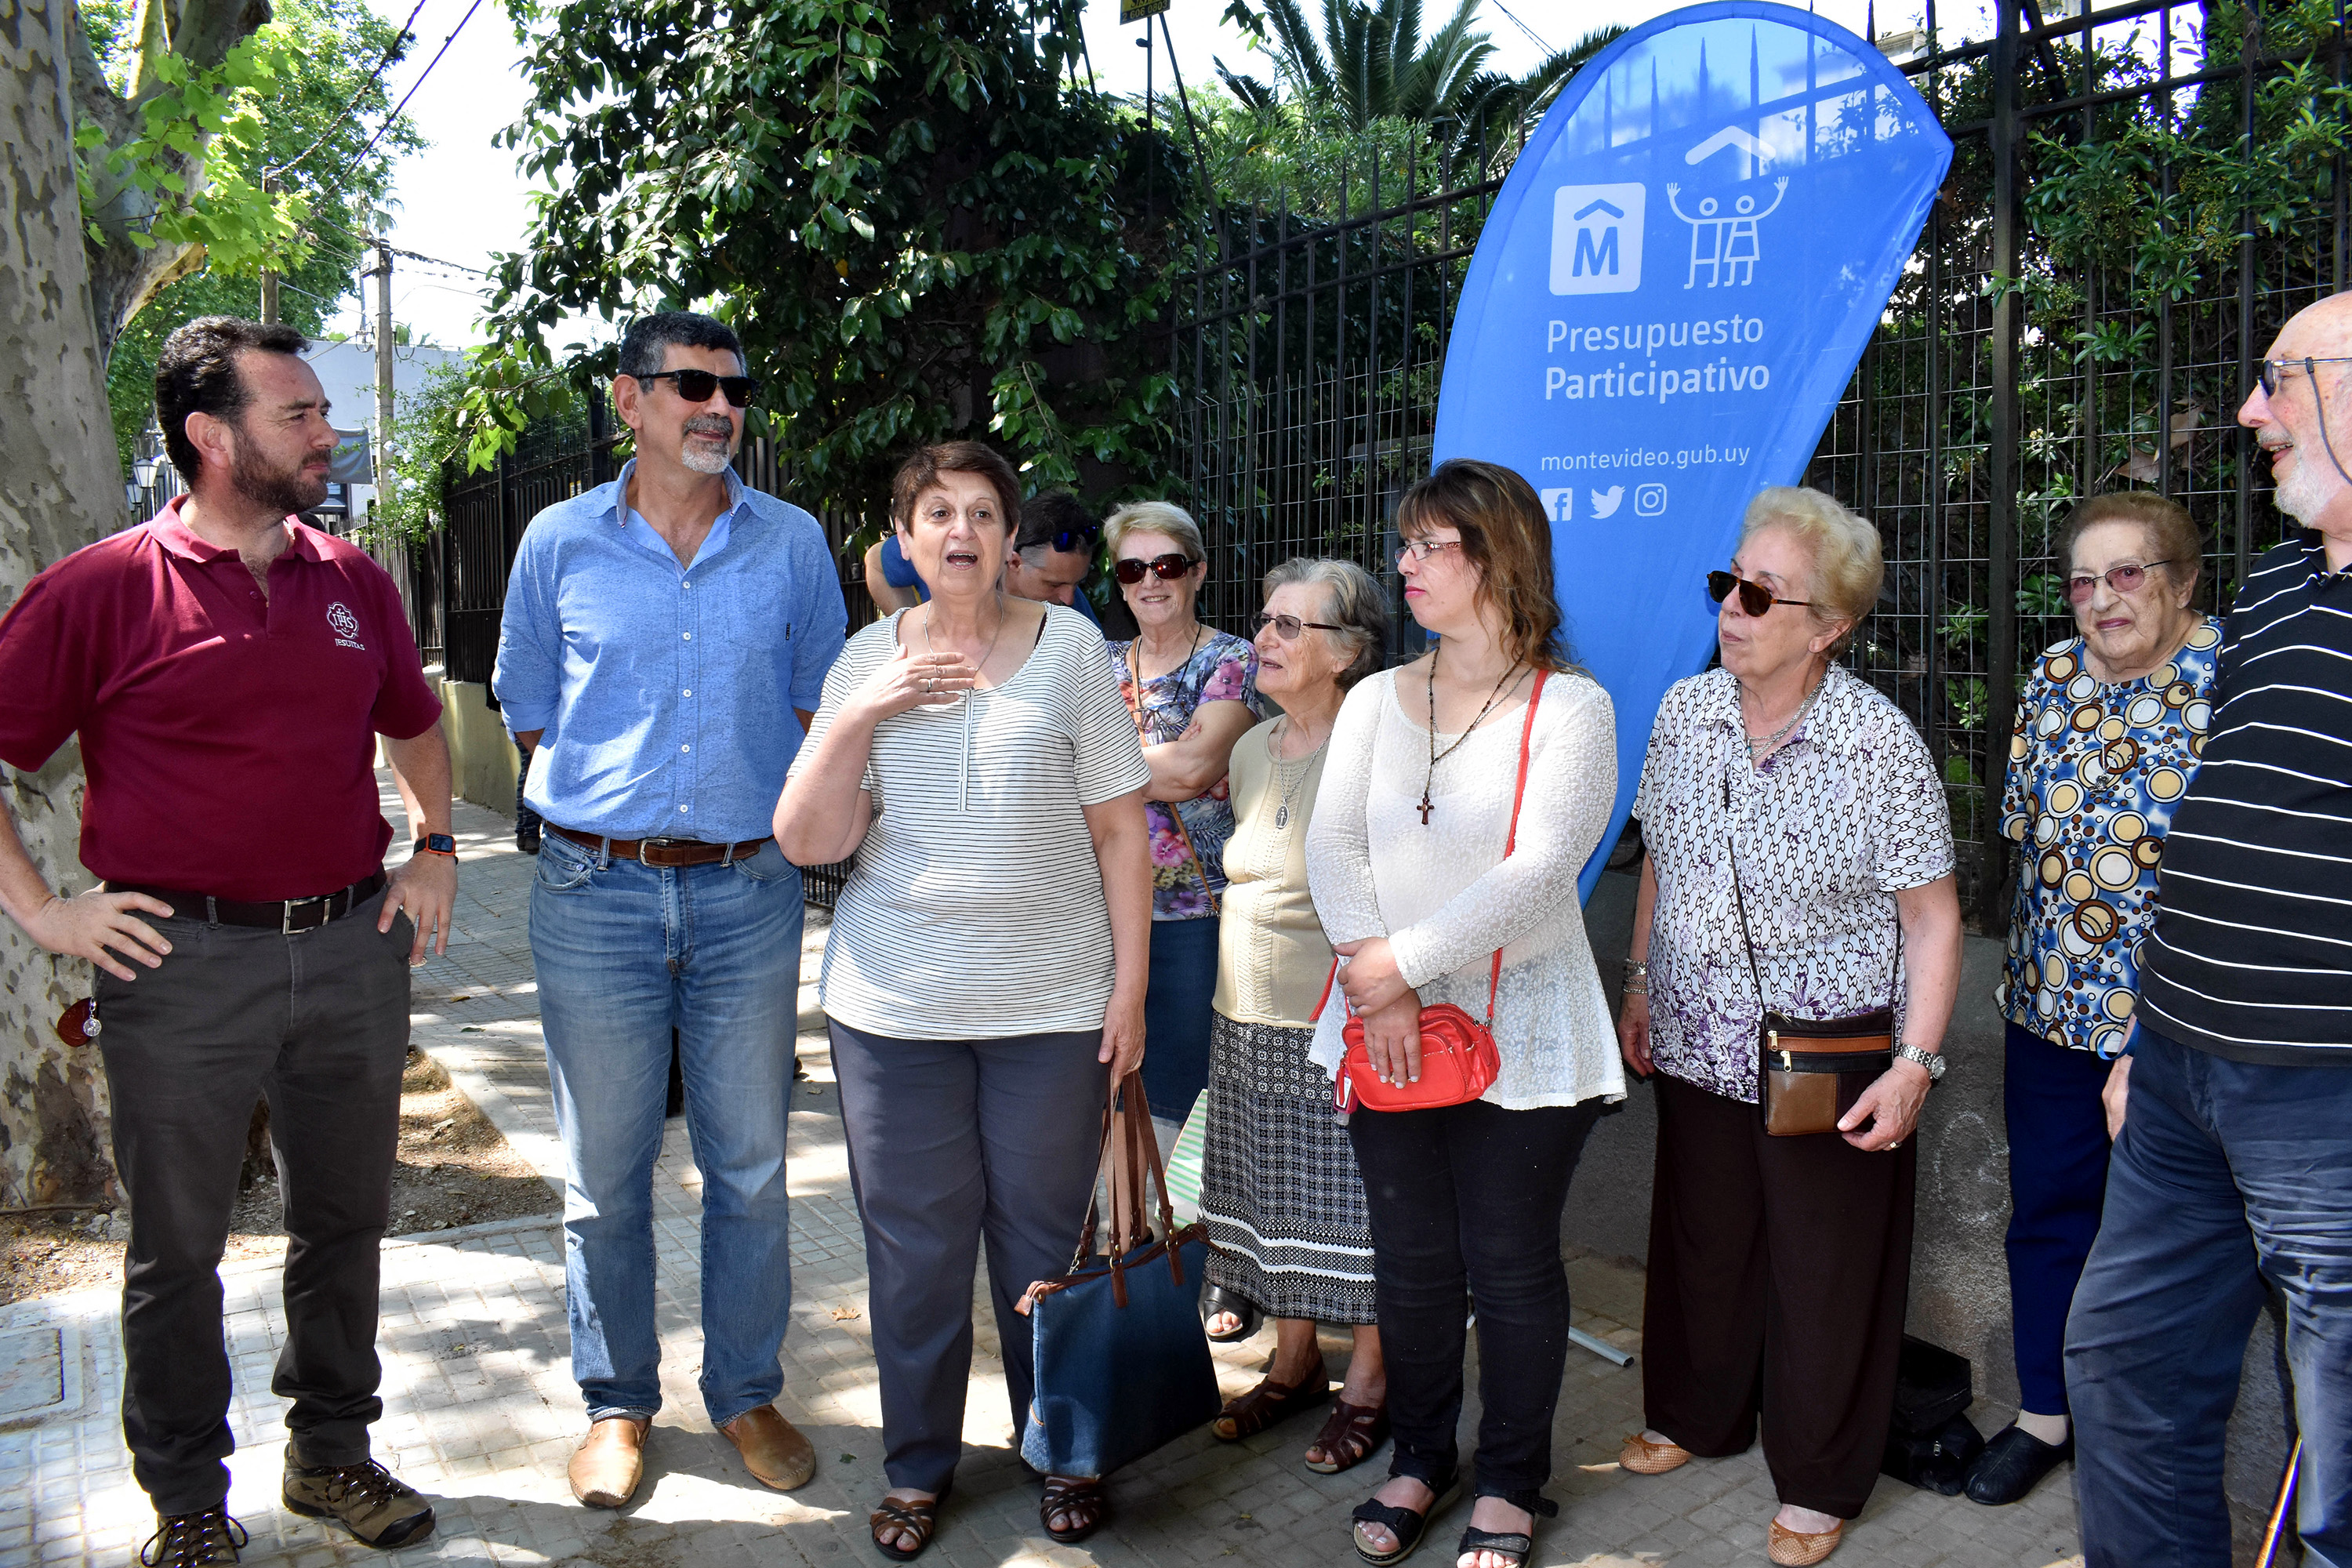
[281,1451,435,1548]
[1964,1423,2074,1505]
[1766,1518,1842,1566]
[1619,1432,1691,1474]
[569,1417,651,1508]
[138,1508,246,1567]
[720,1403,817,1490]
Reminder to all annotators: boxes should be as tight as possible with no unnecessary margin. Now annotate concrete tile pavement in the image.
[0,780,2082,1568]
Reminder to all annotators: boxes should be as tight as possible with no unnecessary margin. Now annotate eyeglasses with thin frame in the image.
[1396,538,1466,564]
[1114,552,1196,584]
[1252,611,1345,641]
[1708,570,1814,618]
[630,368,761,408]
[2256,357,2352,399]
[2065,559,2175,603]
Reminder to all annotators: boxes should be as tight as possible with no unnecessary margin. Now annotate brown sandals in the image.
[1040,1475,1109,1544]
[1305,1399,1392,1474]
[869,1494,940,1562]
[1212,1357,1331,1440]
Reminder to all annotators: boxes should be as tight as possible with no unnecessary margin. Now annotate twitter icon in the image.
[1590,485,1624,519]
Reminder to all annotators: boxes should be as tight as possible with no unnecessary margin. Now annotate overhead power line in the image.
[1489,1,1554,56]
[326,0,488,185]
[267,0,435,178]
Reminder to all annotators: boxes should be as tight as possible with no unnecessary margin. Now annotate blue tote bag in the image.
[1018,1072,1221,1479]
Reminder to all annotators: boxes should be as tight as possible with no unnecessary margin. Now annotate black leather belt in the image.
[103,870,389,933]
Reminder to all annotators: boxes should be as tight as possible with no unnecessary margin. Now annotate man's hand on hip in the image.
[23,888,176,982]
[384,851,457,964]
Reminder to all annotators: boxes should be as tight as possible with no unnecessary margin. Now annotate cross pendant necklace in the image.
[1420,644,1525,825]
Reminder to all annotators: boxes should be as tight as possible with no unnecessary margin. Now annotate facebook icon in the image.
[1550,183,1645,295]
[1540,487,1576,522]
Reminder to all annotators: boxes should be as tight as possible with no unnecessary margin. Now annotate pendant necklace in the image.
[1128,620,1205,740]
[1269,716,1329,829]
[1421,645,1526,826]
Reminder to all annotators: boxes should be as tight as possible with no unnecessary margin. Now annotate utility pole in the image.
[258,176,279,324]
[373,238,395,516]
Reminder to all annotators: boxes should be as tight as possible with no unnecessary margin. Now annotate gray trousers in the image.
[95,890,414,1515]
[827,1020,1108,1494]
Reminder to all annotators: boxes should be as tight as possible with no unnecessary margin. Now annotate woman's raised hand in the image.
[853,641,976,722]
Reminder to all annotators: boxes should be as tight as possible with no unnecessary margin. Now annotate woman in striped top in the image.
[776,441,1153,1560]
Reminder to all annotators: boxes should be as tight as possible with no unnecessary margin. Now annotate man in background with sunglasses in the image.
[494,310,848,1511]
[1002,490,1105,631]
[2064,292,2352,1568]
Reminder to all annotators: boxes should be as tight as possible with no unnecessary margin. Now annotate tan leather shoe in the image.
[568,1417,649,1508]
[720,1404,816,1491]
[1619,1432,1692,1475]
[1767,1518,1843,1566]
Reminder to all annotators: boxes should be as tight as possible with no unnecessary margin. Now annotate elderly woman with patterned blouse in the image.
[1961,492,2216,1508]
[1613,487,1965,1568]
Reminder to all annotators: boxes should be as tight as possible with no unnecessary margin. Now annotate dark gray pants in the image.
[95,890,414,1515]
[828,1020,1108,1494]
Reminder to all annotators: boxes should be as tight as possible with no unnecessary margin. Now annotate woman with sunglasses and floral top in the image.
[1614,487,1962,1567]
[1102,502,1265,1147]
[1962,491,2216,1508]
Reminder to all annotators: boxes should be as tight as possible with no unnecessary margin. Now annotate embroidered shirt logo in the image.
[327,601,366,650]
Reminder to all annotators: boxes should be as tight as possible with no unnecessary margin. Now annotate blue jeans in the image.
[2066,1025,2352,1568]
[530,831,804,1427]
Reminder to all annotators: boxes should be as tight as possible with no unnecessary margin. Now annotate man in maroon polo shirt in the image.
[0,318,456,1563]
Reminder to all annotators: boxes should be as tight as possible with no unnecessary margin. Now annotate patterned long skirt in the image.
[1200,1010,1377,1324]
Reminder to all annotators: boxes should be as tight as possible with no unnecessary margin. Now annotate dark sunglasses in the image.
[1253,611,1344,641]
[1114,552,1196,584]
[631,368,761,408]
[2256,356,2352,398]
[2066,560,2174,602]
[1043,525,1100,554]
[1708,570,1814,618]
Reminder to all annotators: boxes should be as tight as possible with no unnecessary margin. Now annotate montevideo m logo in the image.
[1550,183,1645,296]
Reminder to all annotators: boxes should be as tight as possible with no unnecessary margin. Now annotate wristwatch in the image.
[1895,1043,1947,1083]
[413,833,458,859]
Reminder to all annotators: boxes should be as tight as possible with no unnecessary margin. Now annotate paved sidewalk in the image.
[1,782,2081,1568]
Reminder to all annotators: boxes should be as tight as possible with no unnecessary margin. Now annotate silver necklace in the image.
[1268,717,1329,829]
[1744,671,1825,756]
[921,593,1007,706]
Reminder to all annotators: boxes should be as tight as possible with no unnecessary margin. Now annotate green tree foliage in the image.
[78,0,421,466]
[474,0,1189,528]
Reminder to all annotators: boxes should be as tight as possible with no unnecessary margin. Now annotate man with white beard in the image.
[2065,292,2352,1568]
[494,312,847,1510]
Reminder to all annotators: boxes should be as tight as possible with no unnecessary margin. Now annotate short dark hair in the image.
[154,316,308,480]
[617,311,745,380]
[2062,491,2204,602]
[1018,490,1100,554]
[890,441,1021,535]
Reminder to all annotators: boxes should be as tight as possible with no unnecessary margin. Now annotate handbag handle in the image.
[1313,671,1548,1102]
[1062,1070,1191,1301]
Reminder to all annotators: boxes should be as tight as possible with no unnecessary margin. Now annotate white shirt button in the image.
[682,580,692,589]
[682,688,691,696]
[681,744,691,753]
[682,631,692,641]
[678,804,689,813]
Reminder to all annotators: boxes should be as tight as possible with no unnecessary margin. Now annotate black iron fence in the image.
[1166,0,2342,927]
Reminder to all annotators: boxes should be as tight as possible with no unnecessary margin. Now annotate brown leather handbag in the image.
[1726,770,1899,1137]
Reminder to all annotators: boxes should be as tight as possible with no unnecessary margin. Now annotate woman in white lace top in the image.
[1305,459,1619,1568]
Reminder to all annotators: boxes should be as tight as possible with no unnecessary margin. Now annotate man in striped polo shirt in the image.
[2065,292,2352,1568]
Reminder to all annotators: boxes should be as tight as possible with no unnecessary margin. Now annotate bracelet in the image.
[1623,979,1649,996]
[1623,957,1649,979]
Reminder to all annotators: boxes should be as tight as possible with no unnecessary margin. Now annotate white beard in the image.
[681,437,734,475]
[2274,446,2339,526]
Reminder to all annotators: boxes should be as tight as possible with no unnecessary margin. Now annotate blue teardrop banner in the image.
[1432,1,1953,899]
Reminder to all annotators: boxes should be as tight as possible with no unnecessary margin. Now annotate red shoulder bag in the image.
[1314,670,1547,1113]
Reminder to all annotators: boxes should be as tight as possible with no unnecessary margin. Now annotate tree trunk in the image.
[0,0,133,1207]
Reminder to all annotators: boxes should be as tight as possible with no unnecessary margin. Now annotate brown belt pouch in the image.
[1758,1009,1894,1138]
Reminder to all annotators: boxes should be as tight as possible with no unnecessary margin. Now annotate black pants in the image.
[1348,1095,1602,1512]
[828,1020,1109,1495]
[1642,1072,1915,1519]
[95,891,415,1515]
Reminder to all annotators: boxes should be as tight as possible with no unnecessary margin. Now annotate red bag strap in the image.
[1482,670,1548,1025]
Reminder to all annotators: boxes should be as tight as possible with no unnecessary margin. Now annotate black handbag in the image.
[1880,1335,1980,1494]
[1015,1071,1222,1479]
[1726,768,1900,1136]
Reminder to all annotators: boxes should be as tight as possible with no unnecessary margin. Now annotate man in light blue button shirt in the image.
[493,311,847,1510]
